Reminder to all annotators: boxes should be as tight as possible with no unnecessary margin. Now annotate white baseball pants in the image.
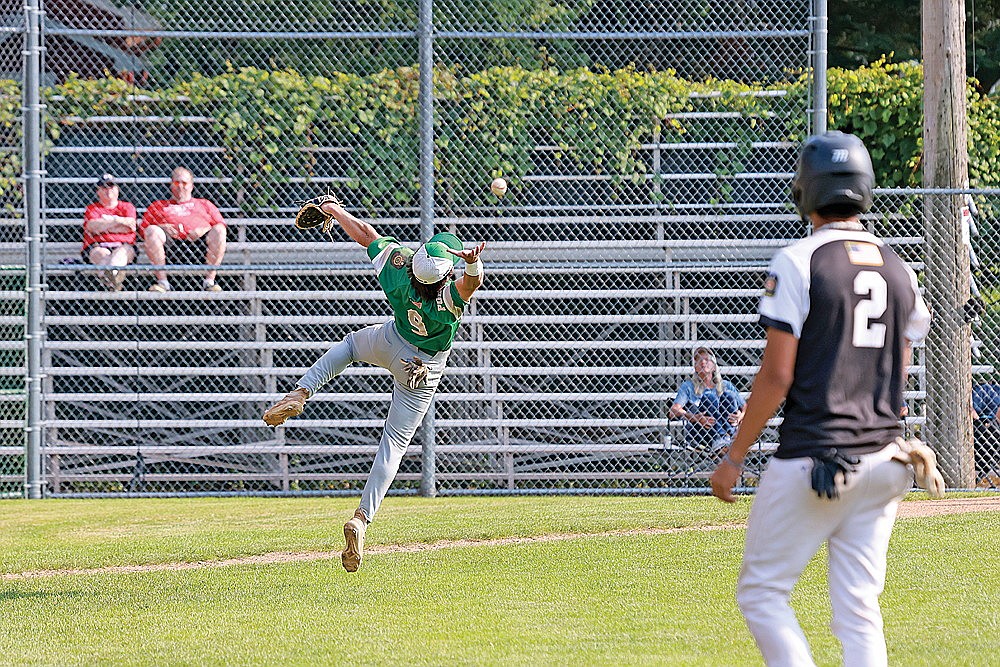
[737,443,913,667]
[296,320,450,521]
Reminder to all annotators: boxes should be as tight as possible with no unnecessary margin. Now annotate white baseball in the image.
[490,177,508,197]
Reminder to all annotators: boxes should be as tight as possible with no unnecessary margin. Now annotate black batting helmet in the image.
[791,131,875,218]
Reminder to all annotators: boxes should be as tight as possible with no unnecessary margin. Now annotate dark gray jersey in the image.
[759,225,931,458]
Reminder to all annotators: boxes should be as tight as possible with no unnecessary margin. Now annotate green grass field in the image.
[0,495,997,666]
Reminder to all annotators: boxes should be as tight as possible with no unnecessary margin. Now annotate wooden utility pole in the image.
[922,0,975,488]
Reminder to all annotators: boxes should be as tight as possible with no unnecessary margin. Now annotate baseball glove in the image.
[295,193,343,232]
[401,356,429,390]
[892,437,946,498]
[262,387,309,426]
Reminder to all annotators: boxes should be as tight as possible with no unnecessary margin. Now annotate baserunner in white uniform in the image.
[263,200,486,572]
[709,131,933,666]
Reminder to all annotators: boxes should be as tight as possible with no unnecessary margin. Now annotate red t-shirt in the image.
[140,198,226,240]
[82,201,138,249]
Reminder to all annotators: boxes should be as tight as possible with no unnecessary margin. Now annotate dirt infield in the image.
[2,496,997,581]
[895,494,1000,518]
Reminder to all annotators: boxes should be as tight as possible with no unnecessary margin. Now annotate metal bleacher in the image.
[29,221,762,493]
[32,224,784,493]
[21,216,931,493]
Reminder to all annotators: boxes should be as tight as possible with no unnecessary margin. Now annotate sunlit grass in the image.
[0,495,995,666]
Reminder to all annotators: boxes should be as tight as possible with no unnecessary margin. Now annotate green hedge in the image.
[3,58,1000,212]
[826,57,1000,189]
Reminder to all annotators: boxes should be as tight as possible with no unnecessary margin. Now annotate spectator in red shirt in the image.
[82,173,137,291]
[140,167,228,292]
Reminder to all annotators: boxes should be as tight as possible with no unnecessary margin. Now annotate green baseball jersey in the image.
[367,237,467,352]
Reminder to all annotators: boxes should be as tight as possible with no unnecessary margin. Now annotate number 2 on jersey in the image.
[852,270,887,348]
[407,309,429,337]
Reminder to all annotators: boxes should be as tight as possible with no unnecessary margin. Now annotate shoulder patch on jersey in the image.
[763,273,778,297]
[390,251,406,269]
[844,241,884,267]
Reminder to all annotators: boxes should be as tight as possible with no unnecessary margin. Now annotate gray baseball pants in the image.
[295,320,449,522]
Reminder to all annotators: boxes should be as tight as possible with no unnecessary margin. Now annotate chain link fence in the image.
[0,264,25,496]
[876,190,999,490]
[955,191,1000,489]
[1,1,995,495]
[0,3,24,495]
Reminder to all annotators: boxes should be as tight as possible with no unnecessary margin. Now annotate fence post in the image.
[810,0,828,135]
[418,0,437,498]
[923,193,975,487]
[23,0,44,499]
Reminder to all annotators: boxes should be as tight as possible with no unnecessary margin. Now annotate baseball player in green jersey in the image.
[263,199,486,572]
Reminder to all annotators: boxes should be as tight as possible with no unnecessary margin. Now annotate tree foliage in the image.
[830,0,1000,91]
[137,0,599,85]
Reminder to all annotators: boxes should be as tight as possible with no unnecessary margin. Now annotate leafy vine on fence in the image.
[2,58,1000,212]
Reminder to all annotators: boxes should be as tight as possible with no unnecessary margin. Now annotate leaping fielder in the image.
[263,196,486,572]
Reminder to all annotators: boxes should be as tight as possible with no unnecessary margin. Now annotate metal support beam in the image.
[418,0,437,498]
[810,0,828,135]
[23,0,44,499]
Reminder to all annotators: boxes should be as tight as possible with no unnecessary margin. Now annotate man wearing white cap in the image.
[262,199,486,572]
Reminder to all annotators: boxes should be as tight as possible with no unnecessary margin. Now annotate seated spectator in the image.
[972,382,1000,485]
[139,167,227,292]
[669,346,746,453]
[973,382,1000,421]
[82,173,137,291]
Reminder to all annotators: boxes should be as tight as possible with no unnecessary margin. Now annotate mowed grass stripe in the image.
[0,495,751,573]
[1,523,744,580]
[1,515,997,667]
[0,530,767,666]
[1,494,994,579]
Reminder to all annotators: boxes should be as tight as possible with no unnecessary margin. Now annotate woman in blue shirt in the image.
[670,346,746,452]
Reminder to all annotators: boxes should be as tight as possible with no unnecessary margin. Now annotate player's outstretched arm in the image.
[321,200,380,248]
[450,241,486,301]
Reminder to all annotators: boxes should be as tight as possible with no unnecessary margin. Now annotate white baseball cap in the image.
[411,233,463,284]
